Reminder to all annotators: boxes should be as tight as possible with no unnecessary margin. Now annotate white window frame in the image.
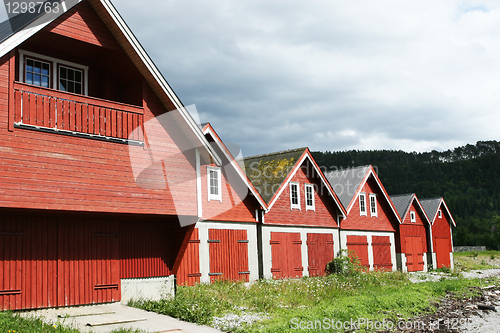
[438,210,442,218]
[290,182,300,210]
[410,211,416,223]
[19,50,89,96]
[369,193,377,217]
[359,193,367,216]
[305,183,315,211]
[207,166,222,202]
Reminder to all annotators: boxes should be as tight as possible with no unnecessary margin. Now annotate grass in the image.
[0,311,143,333]
[131,271,493,333]
[454,250,500,271]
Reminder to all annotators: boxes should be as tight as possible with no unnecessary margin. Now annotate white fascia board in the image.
[203,127,268,210]
[441,200,456,227]
[98,0,221,166]
[0,0,82,58]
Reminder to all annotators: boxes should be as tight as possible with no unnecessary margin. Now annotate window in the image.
[369,193,377,217]
[438,210,442,218]
[305,184,315,211]
[25,58,50,88]
[20,50,88,95]
[207,167,221,201]
[359,193,367,216]
[290,182,300,210]
[410,211,416,223]
[59,65,83,94]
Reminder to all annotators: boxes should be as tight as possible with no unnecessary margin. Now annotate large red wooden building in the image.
[421,197,456,269]
[244,148,346,279]
[390,193,433,272]
[324,166,400,271]
[0,0,222,310]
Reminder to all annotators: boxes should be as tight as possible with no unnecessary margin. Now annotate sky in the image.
[111,0,500,157]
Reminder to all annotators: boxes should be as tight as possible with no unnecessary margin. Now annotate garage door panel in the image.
[209,229,249,282]
[307,233,334,277]
[271,232,302,279]
[346,235,369,268]
[435,238,451,268]
[405,236,424,272]
[372,236,392,271]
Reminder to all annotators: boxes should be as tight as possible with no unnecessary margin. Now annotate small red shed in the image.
[324,166,400,271]
[244,148,346,279]
[390,194,433,272]
[421,197,456,269]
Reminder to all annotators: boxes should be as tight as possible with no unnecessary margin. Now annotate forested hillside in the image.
[312,141,500,248]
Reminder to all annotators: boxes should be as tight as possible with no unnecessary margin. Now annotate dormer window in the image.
[290,182,300,210]
[410,211,416,223]
[369,193,377,217]
[20,50,88,95]
[207,167,221,201]
[359,193,367,216]
[305,184,315,211]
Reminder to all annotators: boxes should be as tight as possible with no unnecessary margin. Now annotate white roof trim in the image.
[400,195,432,226]
[267,152,346,218]
[346,168,401,223]
[203,125,268,210]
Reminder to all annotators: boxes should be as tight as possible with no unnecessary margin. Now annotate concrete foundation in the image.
[121,276,175,304]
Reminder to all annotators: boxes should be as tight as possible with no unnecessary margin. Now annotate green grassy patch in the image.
[0,311,143,333]
[131,272,491,332]
[454,251,500,271]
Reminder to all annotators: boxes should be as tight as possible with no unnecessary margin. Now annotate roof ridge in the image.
[420,197,443,201]
[390,193,415,198]
[243,147,307,160]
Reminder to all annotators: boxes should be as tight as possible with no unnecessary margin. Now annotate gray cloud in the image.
[113,0,500,156]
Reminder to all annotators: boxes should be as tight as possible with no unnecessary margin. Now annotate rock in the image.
[477,304,496,311]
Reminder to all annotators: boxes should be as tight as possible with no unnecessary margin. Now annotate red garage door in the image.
[270,232,303,279]
[176,228,201,286]
[372,236,392,271]
[346,235,369,268]
[307,233,334,276]
[0,214,120,310]
[209,229,249,282]
[405,236,425,271]
[435,238,451,268]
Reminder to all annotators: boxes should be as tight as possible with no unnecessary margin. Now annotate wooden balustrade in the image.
[13,82,144,143]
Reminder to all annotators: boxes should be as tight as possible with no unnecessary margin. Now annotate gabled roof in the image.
[202,123,267,210]
[420,197,456,227]
[324,165,400,222]
[390,193,431,225]
[243,148,346,216]
[0,0,220,165]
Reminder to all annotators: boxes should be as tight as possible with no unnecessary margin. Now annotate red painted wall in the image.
[432,203,453,268]
[176,229,201,286]
[0,2,198,216]
[341,177,397,232]
[264,159,339,227]
[396,200,429,254]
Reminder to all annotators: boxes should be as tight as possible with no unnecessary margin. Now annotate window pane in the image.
[59,80,67,91]
[60,67,66,79]
[34,74,41,86]
[26,59,33,72]
[42,63,50,76]
[41,76,49,88]
[68,81,75,93]
[75,70,82,82]
[34,61,41,74]
[26,72,33,85]
[68,69,74,81]
[75,83,82,94]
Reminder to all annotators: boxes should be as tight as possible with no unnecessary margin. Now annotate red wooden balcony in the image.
[12,82,144,145]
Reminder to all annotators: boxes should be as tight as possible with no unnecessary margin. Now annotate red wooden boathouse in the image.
[0,0,221,310]
[324,166,400,271]
[390,193,433,272]
[421,197,456,269]
[244,148,346,279]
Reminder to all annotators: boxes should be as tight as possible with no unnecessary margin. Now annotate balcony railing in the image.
[13,82,144,145]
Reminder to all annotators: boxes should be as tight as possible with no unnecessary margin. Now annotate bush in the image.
[470,250,479,257]
[325,249,365,275]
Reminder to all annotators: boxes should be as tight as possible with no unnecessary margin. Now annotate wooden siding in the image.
[176,228,201,286]
[341,177,397,232]
[307,233,334,276]
[372,236,392,271]
[0,213,120,310]
[270,232,303,279]
[346,235,369,268]
[264,160,339,227]
[200,162,258,223]
[120,219,175,279]
[208,229,249,282]
[433,203,453,268]
[46,1,121,50]
[0,52,197,215]
[397,200,429,271]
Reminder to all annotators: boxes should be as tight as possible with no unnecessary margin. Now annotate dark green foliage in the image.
[325,250,365,275]
[313,140,500,248]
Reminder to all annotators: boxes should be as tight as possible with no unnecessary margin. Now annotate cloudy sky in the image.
[112,0,500,157]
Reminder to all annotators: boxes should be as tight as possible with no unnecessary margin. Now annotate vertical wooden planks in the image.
[14,90,22,123]
[372,236,392,271]
[307,233,334,277]
[176,228,201,286]
[346,235,369,268]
